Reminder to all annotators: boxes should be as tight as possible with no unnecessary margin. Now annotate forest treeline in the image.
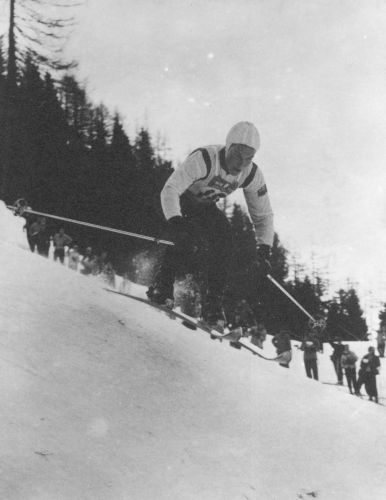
[0,44,379,341]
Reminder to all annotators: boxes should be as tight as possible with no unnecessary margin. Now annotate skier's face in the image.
[225,143,256,175]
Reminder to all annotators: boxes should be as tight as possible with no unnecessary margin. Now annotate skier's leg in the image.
[147,246,178,306]
[148,195,207,307]
[199,205,232,325]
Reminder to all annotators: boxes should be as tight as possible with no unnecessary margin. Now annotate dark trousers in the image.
[344,367,357,394]
[159,196,233,298]
[332,358,343,383]
[28,235,38,252]
[305,359,318,380]
[358,373,378,401]
[54,248,65,263]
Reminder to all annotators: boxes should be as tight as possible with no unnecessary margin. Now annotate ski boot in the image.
[146,278,174,310]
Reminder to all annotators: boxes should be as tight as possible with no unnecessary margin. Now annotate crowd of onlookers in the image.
[217,296,385,404]
[23,214,117,287]
[296,325,385,403]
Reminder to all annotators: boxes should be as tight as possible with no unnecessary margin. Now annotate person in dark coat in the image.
[301,332,321,380]
[27,216,50,256]
[329,337,345,385]
[272,329,292,368]
[357,347,381,403]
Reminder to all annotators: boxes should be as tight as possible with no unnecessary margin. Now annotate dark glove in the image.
[168,216,200,254]
[255,244,272,275]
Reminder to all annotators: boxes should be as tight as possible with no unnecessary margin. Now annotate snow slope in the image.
[1,201,386,500]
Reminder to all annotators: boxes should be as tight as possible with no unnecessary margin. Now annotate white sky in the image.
[1,0,386,317]
[1,200,386,499]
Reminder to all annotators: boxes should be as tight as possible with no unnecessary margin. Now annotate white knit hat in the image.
[225,121,260,152]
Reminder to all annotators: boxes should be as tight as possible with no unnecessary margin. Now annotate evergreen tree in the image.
[284,276,324,337]
[1,0,79,198]
[270,233,288,282]
[59,75,93,149]
[135,127,155,172]
[378,303,386,329]
[326,288,368,341]
[5,0,77,91]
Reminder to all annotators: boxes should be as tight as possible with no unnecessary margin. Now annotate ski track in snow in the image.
[1,201,386,499]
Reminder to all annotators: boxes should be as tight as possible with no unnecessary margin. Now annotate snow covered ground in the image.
[1,200,386,500]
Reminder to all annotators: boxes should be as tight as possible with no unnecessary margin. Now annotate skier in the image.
[340,344,359,395]
[357,346,381,403]
[147,121,274,330]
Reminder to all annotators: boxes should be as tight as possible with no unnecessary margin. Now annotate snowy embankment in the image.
[1,201,386,500]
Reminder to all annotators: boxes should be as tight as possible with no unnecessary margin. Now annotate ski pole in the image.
[7,205,175,247]
[266,274,315,322]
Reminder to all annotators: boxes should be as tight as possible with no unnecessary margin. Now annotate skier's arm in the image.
[243,169,274,247]
[161,152,208,220]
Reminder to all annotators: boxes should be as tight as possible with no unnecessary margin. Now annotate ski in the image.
[238,338,280,361]
[104,288,241,341]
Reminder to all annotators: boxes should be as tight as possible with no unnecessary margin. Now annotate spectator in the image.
[53,227,72,264]
[27,216,50,256]
[36,217,50,257]
[13,198,30,216]
[249,322,267,349]
[357,346,381,403]
[341,345,359,395]
[23,212,36,251]
[27,217,42,253]
[81,247,97,275]
[67,245,81,271]
[272,328,292,368]
[329,336,345,385]
[301,332,321,380]
[376,326,386,358]
[308,315,326,353]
